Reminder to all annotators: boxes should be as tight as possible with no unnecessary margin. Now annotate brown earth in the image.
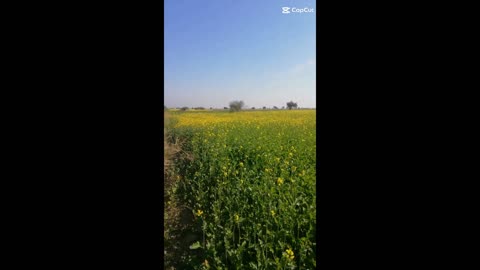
[164,111,202,269]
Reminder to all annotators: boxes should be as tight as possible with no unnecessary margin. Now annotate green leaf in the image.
[189,241,201,250]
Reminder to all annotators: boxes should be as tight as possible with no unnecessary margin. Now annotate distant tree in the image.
[180,107,189,111]
[281,106,285,109]
[286,101,298,110]
[224,107,228,110]
[273,106,278,109]
[194,107,205,110]
[263,106,266,110]
[210,107,213,110]
[229,100,245,112]
[251,107,255,110]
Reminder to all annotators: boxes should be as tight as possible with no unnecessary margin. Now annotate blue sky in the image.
[165,0,316,108]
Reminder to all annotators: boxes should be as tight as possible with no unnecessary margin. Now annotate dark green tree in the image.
[229,100,245,112]
[286,101,298,110]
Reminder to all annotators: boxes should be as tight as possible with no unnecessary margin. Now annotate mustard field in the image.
[165,110,316,269]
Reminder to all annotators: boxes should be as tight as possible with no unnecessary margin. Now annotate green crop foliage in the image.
[166,110,316,269]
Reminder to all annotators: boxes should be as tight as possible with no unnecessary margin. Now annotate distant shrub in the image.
[180,107,189,111]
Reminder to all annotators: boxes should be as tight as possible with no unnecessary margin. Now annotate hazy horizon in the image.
[165,0,316,109]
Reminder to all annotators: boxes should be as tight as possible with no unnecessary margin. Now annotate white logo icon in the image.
[282,7,290,14]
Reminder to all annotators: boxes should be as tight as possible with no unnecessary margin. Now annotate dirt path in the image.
[164,112,203,269]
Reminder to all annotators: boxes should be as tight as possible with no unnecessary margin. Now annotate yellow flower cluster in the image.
[277,177,284,185]
[172,110,315,128]
[285,248,295,260]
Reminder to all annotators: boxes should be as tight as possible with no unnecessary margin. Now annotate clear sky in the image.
[165,0,316,109]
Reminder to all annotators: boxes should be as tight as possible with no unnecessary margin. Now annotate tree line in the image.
[165,101,300,111]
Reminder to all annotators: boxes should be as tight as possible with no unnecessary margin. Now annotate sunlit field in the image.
[165,110,316,269]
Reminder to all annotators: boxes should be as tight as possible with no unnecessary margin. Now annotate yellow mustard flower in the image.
[277,177,284,185]
[196,209,203,217]
[234,214,239,222]
[285,248,295,260]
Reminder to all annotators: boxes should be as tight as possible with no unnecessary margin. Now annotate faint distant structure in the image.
[263,106,266,110]
[273,106,278,109]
